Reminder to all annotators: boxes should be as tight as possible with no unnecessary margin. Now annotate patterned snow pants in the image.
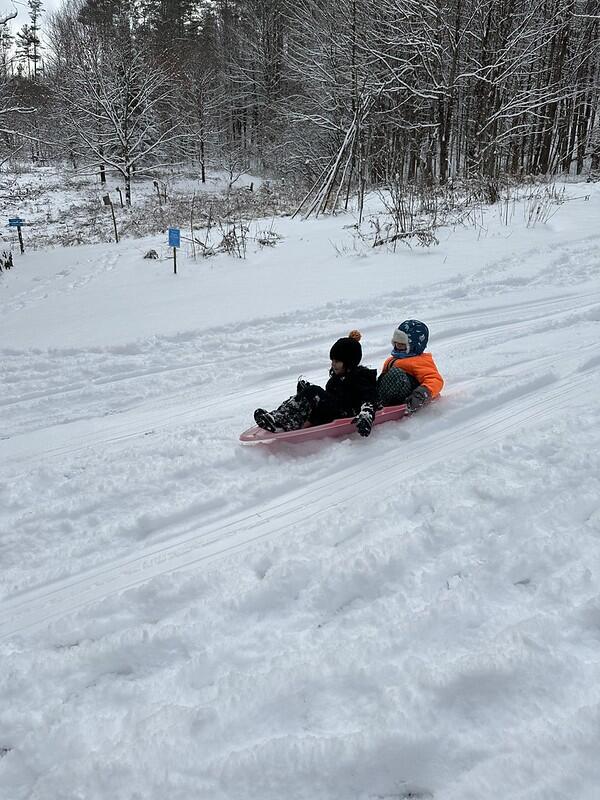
[376,368,418,407]
[269,385,342,430]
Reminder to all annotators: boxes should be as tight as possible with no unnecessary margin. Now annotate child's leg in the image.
[376,369,418,407]
[300,385,339,426]
[275,394,313,430]
[254,383,340,432]
[254,393,313,432]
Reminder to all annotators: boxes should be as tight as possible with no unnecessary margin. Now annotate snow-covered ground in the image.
[0,165,266,249]
[1,183,600,799]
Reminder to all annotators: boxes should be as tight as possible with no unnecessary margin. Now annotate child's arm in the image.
[402,355,444,414]
[409,356,444,399]
[352,368,377,436]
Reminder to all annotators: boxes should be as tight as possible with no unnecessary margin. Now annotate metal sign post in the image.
[168,227,180,274]
[8,217,25,253]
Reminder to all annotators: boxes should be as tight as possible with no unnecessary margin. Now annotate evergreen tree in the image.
[28,0,43,79]
[15,1,43,81]
[15,25,33,78]
[0,24,14,78]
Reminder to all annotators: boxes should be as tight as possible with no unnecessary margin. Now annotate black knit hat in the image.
[329,330,362,369]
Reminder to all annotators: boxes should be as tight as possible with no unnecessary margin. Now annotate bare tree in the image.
[283,0,600,196]
[48,5,189,203]
[5,0,599,206]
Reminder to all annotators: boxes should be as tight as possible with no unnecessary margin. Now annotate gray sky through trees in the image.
[1,0,60,25]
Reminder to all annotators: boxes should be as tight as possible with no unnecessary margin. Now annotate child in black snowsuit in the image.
[254,330,377,437]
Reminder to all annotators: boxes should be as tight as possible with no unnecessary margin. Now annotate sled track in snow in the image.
[1,362,598,641]
[3,285,600,414]
[3,289,600,474]
[2,339,598,477]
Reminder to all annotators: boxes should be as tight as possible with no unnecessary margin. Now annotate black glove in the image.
[352,403,375,437]
[296,376,311,397]
[406,385,432,413]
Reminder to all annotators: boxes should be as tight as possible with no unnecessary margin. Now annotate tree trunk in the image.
[125,166,131,206]
[99,145,106,184]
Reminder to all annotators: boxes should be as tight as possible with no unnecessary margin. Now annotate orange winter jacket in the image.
[380,352,444,398]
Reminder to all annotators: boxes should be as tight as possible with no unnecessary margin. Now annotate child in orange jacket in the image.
[377,319,444,413]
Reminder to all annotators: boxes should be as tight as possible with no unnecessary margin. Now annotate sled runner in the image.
[239,403,408,444]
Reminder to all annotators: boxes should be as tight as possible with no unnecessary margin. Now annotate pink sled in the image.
[239,403,408,444]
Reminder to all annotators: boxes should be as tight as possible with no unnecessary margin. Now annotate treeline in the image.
[2,0,599,203]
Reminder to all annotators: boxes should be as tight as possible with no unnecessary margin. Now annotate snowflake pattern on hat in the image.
[394,320,429,355]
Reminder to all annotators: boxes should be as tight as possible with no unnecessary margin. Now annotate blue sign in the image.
[168,227,180,248]
[8,217,24,227]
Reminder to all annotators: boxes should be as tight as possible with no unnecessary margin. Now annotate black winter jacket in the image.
[325,366,377,417]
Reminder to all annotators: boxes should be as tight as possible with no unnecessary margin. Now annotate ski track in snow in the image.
[2,251,120,314]
[3,188,600,800]
[2,357,598,641]
[1,231,599,640]
[0,228,600,637]
[3,231,600,415]
[3,282,600,441]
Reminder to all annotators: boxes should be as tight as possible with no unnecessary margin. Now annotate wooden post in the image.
[17,224,24,254]
[173,246,177,275]
[190,193,196,260]
[103,194,119,242]
[110,203,119,243]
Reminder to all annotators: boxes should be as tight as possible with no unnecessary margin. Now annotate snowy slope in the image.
[1,185,600,799]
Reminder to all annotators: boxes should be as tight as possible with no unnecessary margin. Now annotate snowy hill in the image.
[1,184,600,799]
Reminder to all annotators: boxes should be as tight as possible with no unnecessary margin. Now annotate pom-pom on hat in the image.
[392,320,429,355]
[330,329,363,368]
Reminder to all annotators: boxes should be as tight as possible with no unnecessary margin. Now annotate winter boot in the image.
[254,408,280,432]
